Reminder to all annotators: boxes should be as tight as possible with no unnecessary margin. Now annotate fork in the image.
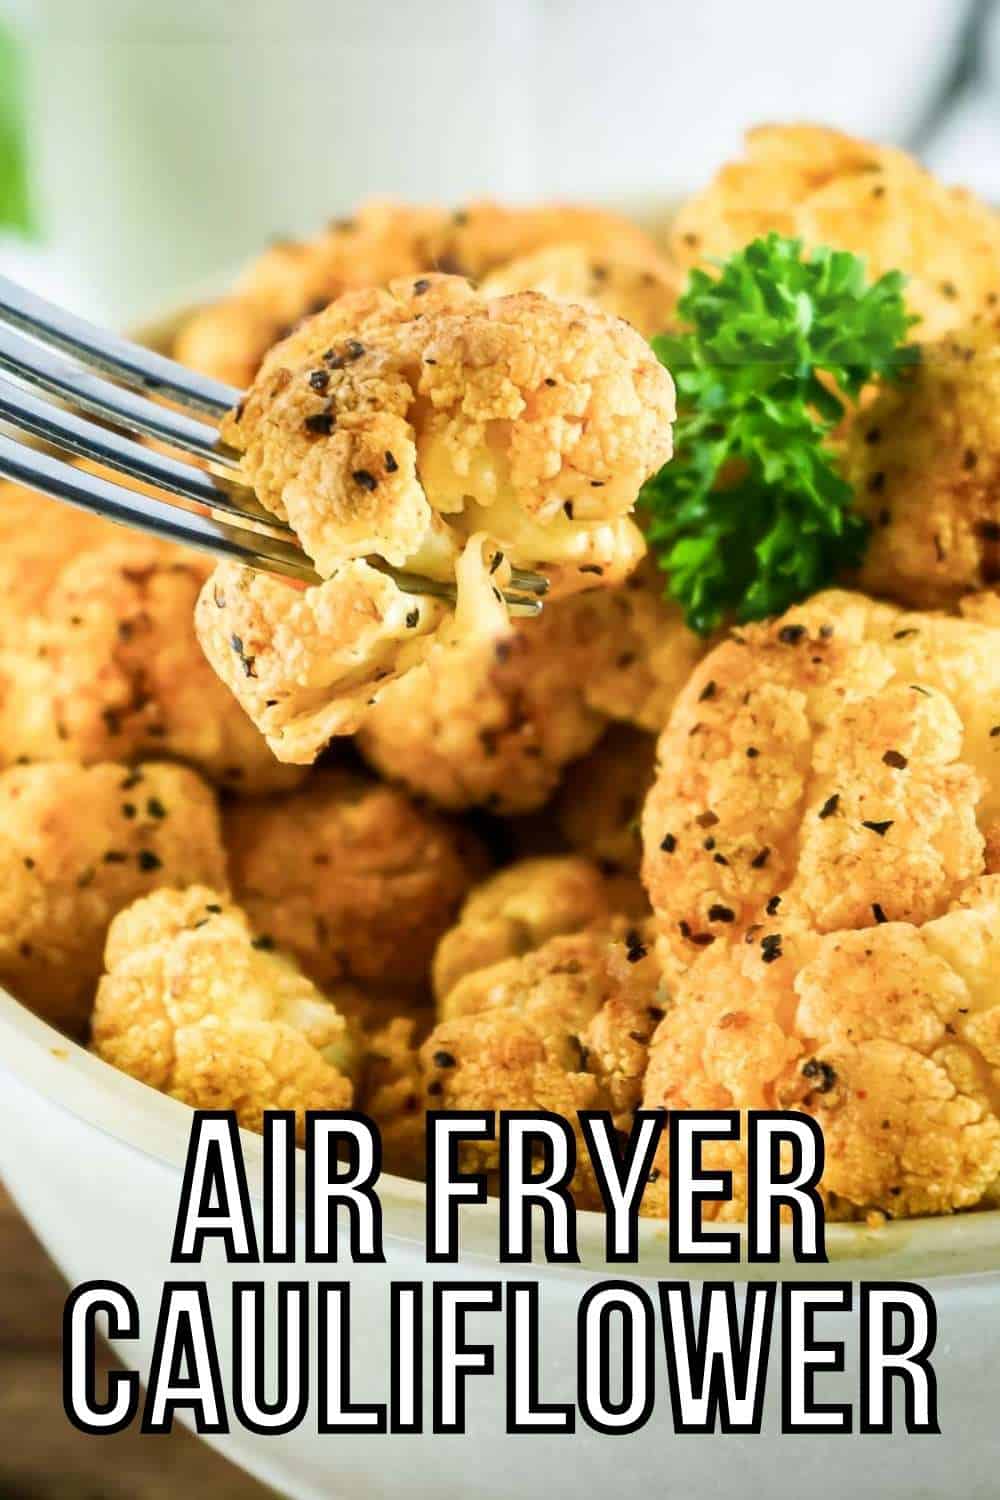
[0,276,547,615]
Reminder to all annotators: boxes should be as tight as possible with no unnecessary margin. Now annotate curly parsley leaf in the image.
[639,233,918,634]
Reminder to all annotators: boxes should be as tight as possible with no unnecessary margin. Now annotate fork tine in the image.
[0,434,320,583]
[0,373,291,537]
[0,273,239,420]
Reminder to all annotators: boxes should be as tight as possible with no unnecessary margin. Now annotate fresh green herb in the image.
[640,233,917,634]
[0,23,33,236]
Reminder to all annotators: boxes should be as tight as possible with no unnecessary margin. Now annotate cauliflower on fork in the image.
[92,888,359,1139]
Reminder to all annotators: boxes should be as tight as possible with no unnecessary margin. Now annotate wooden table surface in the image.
[0,1181,275,1499]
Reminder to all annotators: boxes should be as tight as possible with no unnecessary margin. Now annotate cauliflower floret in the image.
[360,1016,427,1180]
[641,589,1000,979]
[0,535,300,793]
[641,876,1000,1220]
[223,767,485,1001]
[92,887,358,1138]
[357,592,607,813]
[672,124,1000,341]
[223,274,674,594]
[422,922,666,1200]
[0,762,226,1033]
[844,318,1000,609]
[432,855,617,1001]
[480,243,680,338]
[421,201,664,281]
[174,200,447,386]
[555,725,657,880]
[561,559,708,731]
[0,481,118,613]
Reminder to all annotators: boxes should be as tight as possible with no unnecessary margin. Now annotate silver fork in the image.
[0,275,547,614]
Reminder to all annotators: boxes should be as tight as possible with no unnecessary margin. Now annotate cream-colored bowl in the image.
[1,299,999,1499]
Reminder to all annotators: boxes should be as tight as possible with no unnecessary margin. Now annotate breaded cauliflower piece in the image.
[357,594,607,813]
[194,555,454,763]
[0,762,226,1033]
[0,536,301,793]
[422,922,666,1198]
[555,725,657,879]
[174,200,447,387]
[223,274,673,594]
[421,201,664,281]
[641,876,1000,1220]
[223,767,484,998]
[432,855,616,1002]
[92,887,357,1138]
[480,243,680,338]
[672,124,1000,341]
[0,481,118,613]
[641,589,1000,979]
[562,559,708,731]
[844,317,1000,608]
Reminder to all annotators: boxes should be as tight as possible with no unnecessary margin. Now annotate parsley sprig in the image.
[640,234,917,634]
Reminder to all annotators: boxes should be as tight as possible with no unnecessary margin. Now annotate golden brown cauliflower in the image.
[641,589,1000,980]
[421,201,664,282]
[193,554,458,763]
[480,243,680,338]
[356,593,607,813]
[174,200,447,387]
[555,725,657,879]
[361,1016,427,1180]
[92,887,357,1138]
[0,535,300,793]
[0,481,119,613]
[844,317,1000,609]
[223,274,673,594]
[0,762,226,1033]
[641,875,1000,1221]
[223,767,484,1003]
[432,855,617,1002]
[421,922,665,1199]
[672,124,1000,341]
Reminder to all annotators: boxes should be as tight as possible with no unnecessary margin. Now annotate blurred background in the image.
[1,0,999,325]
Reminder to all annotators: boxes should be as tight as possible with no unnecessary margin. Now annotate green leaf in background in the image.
[0,21,33,236]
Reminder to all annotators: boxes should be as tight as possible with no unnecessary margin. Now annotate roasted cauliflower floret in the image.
[555,725,657,879]
[223,768,484,1000]
[223,274,674,594]
[641,589,1000,979]
[357,593,606,813]
[432,856,617,1001]
[0,481,118,613]
[174,200,447,387]
[641,876,1000,1220]
[672,124,1000,341]
[194,554,458,763]
[0,762,226,1033]
[421,201,663,281]
[845,318,1000,608]
[360,1016,427,1180]
[423,923,665,1199]
[480,243,680,338]
[92,887,357,1137]
[0,536,300,793]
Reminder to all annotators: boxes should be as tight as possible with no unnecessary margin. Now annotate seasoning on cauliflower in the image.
[422,922,665,1201]
[222,274,674,595]
[671,124,1000,342]
[174,200,447,387]
[641,589,1000,979]
[480,243,680,338]
[432,855,617,1002]
[223,767,485,1002]
[554,725,657,880]
[844,316,1000,609]
[91,887,358,1138]
[0,535,301,793]
[0,762,226,1033]
[357,595,607,813]
[641,875,1000,1221]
